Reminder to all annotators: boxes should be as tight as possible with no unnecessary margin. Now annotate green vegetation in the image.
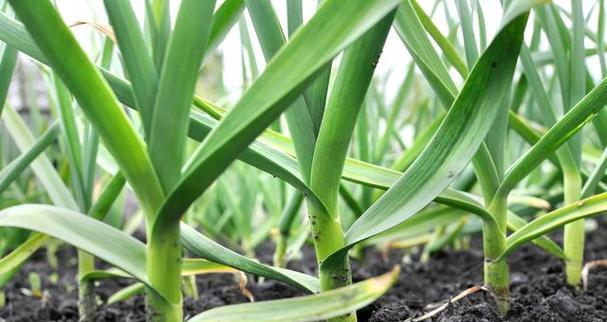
[1,0,607,321]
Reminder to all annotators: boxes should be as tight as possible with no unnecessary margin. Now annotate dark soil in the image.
[2,221,607,322]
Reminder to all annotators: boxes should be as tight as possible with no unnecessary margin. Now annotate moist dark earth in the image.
[2,221,607,322]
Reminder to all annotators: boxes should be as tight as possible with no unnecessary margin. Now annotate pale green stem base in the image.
[484,258,510,317]
[484,200,509,317]
[273,234,287,268]
[77,250,96,322]
[564,220,585,287]
[308,203,356,322]
[183,275,198,298]
[563,169,582,287]
[146,224,183,322]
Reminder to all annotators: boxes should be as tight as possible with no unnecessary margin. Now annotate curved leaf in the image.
[0,10,488,223]
[187,267,399,322]
[0,122,60,194]
[180,223,319,293]
[155,0,402,230]
[320,5,530,272]
[506,211,566,260]
[498,76,607,197]
[500,192,607,260]
[108,283,146,304]
[81,259,237,282]
[0,233,47,275]
[0,205,149,286]
[344,8,529,245]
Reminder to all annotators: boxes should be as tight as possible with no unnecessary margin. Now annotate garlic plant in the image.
[1,1,607,321]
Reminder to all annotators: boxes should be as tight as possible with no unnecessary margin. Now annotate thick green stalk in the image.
[145,0,214,318]
[308,13,394,322]
[147,224,182,322]
[77,251,96,322]
[484,198,509,317]
[563,168,583,286]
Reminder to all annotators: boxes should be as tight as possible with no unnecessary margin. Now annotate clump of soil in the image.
[2,221,607,322]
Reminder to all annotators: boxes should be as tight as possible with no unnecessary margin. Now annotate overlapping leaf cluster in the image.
[0,1,606,321]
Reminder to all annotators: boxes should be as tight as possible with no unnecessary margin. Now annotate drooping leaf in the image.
[180,223,319,293]
[3,107,78,210]
[321,3,532,272]
[187,267,399,322]
[154,0,403,231]
[499,192,607,260]
[345,7,529,245]
[0,205,150,286]
[0,122,60,195]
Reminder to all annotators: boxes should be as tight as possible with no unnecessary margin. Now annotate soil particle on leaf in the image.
[2,221,607,321]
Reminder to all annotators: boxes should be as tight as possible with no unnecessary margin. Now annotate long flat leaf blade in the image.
[180,223,319,293]
[344,11,529,245]
[155,0,402,228]
[187,267,399,322]
[0,205,149,285]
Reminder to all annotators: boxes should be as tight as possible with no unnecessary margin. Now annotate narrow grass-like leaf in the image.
[148,0,170,69]
[0,122,59,194]
[498,77,607,198]
[393,2,457,107]
[409,0,467,77]
[3,106,78,210]
[455,0,479,67]
[581,148,607,198]
[52,75,88,209]
[0,233,46,275]
[506,211,566,260]
[108,283,146,305]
